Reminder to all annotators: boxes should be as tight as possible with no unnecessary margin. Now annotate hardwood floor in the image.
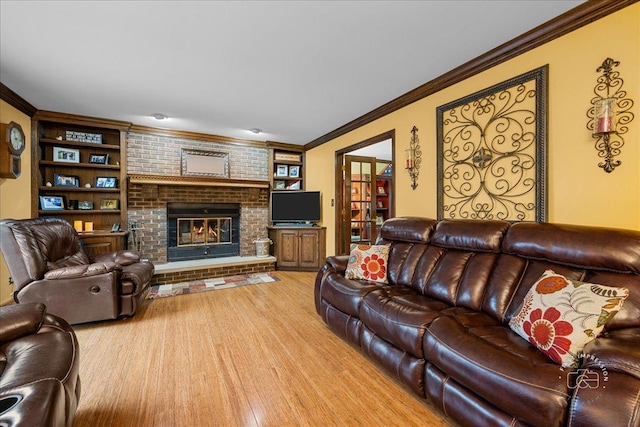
[73,271,452,426]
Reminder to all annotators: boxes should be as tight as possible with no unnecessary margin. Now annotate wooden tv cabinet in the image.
[268,226,326,271]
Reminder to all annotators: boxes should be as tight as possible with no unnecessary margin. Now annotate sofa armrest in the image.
[43,261,119,280]
[581,328,640,380]
[0,303,46,344]
[93,250,140,266]
[326,255,350,275]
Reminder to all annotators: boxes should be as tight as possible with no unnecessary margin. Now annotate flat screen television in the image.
[270,191,321,225]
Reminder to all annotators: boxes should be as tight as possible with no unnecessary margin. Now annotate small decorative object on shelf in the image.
[586,58,635,173]
[78,201,93,210]
[405,126,421,189]
[96,177,117,188]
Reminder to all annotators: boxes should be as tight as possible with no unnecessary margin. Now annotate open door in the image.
[343,155,377,253]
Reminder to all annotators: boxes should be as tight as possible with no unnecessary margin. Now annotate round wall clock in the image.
[1,121,26,179]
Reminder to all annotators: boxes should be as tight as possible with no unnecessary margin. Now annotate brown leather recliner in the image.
[0,302,81,427]
[0,217,154,325]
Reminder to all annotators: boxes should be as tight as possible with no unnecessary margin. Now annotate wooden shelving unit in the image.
[269,144,304,190]
[32,111,130,252]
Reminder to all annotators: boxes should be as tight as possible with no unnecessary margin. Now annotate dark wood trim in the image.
[0,82,37,117]
[305,0,636,150]
[130,124,268,148]
[128,174,270,188]
[266,140,304,152]
[34,110,131,131]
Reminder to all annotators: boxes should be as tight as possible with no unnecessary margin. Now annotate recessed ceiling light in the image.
[152,113,168,120]
[250,128,262,134]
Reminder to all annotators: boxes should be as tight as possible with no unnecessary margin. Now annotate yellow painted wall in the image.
[0,100,32,304]
[306,4,640,256]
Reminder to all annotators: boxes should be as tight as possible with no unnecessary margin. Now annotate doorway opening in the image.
[335,130,395,255]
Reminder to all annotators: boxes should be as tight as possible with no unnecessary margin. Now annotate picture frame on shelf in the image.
[377,186,386,194]
[39,196,65,210]
[88,153,109,164]
[274,152,301,162]
[53,147,80,163]
[274,180,286,189]
[275,165,289,177]
[377,201,384,208]
[100,199,118,210]
[289,166,300,178]
[78,201,93,210]
[286,180,301,190]
[54,174,80,187]
[95,176,117,188]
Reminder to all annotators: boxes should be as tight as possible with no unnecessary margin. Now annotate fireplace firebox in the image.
[167,202,240,261]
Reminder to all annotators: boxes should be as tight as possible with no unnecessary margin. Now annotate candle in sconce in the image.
[594,97,616,134]
[405,149,413,169]
[73,220,83,232]
[84,222,93,232]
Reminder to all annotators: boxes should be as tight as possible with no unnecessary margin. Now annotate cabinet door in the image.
[298,230,319,268]
[278,229,300,268]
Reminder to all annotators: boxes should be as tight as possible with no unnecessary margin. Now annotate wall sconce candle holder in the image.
[586,58,634,173]
[405,126,421,189]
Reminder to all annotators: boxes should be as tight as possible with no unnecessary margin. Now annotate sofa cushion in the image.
[360,287,449,358]
[509,269,629,367]
[345,244,390,284]
[424,308,572,427]
[319,273,383,317]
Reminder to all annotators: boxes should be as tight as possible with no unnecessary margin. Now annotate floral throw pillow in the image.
[345,244,390,284]
[509,270,628,368]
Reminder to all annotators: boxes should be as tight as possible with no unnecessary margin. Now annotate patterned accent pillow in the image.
[509,270,629,367]
[345,244,390,284]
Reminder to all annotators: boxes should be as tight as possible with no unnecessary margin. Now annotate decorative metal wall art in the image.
[437,66,548,221]
[405,126,421,189]
[586,58,635,173]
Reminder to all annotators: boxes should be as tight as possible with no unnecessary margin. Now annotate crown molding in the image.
[0,82,38,117]
[129,124,268,148]
[304,0,636,150]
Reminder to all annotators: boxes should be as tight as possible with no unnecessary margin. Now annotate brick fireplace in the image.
[126,130,273,268]
[127,181,269,265]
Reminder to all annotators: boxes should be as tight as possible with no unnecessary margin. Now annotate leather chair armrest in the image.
[93,250,140,266]
[0,302,46,344]
[326,255,350,275]
[581,328,640,380]
[43,262,119,280]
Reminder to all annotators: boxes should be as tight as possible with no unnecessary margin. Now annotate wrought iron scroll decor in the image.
[437,66,548,222]
[586,58,634,173]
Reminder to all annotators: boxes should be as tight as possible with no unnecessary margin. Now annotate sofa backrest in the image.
[0,218,89,291]
[499,222,640,331]
[378,217,640,330]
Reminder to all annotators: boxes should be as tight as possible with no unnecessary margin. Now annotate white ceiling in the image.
[0,1,584,145]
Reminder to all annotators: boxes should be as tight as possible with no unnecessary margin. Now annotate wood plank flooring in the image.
[72,271,452,426]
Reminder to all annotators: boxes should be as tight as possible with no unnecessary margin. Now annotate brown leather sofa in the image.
[315,217,640,427]
[0,302,81,427]
[0,217,154,325]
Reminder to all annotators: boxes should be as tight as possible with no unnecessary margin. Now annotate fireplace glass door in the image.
[177,217,232,246]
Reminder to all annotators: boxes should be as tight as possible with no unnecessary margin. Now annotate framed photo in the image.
[289,166,300,178]
[54,174,80,187]
[100,199,118,210]
[53,147,80,163]
[78,201,93,210]
[377,186,385,194]
[275,165,289,177]
[181,149,229,178]
[39,196,65,210]
[96,176,117,188]
[88,153,109,164]
[377,200,384,208]
[274,180,286,189]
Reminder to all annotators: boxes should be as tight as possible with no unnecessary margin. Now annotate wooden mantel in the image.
[127,174,270,188]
